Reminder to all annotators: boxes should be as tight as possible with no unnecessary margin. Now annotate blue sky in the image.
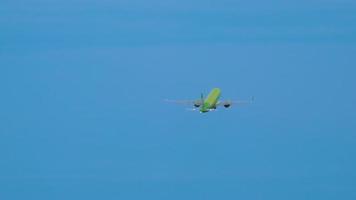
[1,0,356,199]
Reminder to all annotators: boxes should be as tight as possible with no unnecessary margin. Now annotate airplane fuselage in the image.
[200,88,221,113]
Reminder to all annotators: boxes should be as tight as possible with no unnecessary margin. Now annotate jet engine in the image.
[223,101,231,108]
[194,100,202,107]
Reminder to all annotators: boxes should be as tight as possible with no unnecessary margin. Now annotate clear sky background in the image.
[1,0,356,199]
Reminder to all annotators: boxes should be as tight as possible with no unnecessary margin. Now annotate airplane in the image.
[165,88,253,113]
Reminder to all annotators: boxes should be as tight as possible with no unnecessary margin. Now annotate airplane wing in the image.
[217,96,254,107]
[164,99,194,104]
[164,99,203,106]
